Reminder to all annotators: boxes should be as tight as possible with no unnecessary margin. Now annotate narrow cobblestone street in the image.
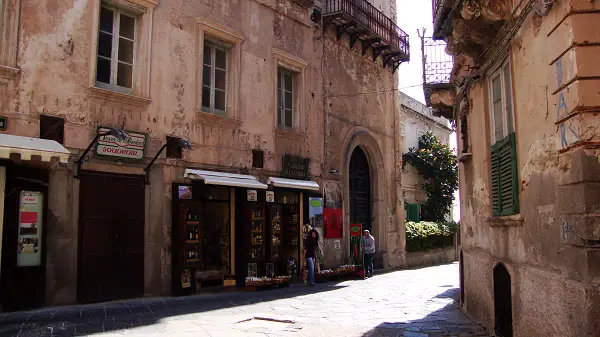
[0,263,487,337]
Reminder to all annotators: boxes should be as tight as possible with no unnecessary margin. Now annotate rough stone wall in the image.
[1,0,325,304]
[459,0,600,335]
[320,19,405,269]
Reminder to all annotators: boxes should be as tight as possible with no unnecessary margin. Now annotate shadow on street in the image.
[0,283,347,336]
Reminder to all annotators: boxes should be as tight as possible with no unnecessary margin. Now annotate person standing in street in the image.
[362,230,375,278]
[304,229,319,286]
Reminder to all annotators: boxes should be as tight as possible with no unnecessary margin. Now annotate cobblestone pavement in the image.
[0,262,487,337]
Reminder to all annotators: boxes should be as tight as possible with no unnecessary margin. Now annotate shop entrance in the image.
[349,147,371,233]
[78,171,145,303]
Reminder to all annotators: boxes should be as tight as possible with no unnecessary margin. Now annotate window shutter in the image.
[491,133,519,216]
[405,202,420,222]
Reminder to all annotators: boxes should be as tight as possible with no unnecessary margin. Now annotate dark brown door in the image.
[493,263,513,337]
[349,147,371,233]
[78,171,145,303]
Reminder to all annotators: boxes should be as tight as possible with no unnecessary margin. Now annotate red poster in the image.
[324,208,343,239]
[20,211,38,224]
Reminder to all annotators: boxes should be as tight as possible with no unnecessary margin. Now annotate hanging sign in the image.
[17,191,43,267]
[178,186,192,200]
[95,127,147,160]
[266,191,275,203]
[247,190,257,202]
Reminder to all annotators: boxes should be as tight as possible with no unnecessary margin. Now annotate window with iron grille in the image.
[277,68,294,129]
[202,41,228,116]
[488,58,518,216]
[96,5,137,93]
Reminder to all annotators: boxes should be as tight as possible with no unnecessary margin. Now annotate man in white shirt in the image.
[361,230,375,278]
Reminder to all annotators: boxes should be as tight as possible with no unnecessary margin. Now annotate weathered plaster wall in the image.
[320,21,405,269]
[2,0,326,304]
[459,0,600,335]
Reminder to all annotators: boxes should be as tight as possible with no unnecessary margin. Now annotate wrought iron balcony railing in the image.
[324,0,410,71]
[422,36,452,85]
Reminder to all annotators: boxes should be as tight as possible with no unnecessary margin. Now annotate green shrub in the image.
[405,221,459,252]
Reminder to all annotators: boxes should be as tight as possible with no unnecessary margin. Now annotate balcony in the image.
[323,0,410,72]
[421,36,454,120]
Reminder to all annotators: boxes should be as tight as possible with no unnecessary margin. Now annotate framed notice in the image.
[266,191,275,203]
[178,186,192,200]
[247,190,257,202]
[17,191,44,267]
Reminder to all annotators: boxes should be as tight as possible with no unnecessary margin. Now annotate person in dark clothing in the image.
[304,229,319,286]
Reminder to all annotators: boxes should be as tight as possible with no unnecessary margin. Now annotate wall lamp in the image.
[144,137,192,184]
[74,128,128,179]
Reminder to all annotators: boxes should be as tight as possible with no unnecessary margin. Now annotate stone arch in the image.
[340,127,387,257]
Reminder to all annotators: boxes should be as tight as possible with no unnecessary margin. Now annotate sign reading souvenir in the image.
[247,190,257,202]
[282,154,309,179]
[324,208,343,239]
[266,191,275,203]
[95,127,147,160]
[0,116,7,131]
[17,191,43,267]
[178,186,192,200]
[309,197,323,228]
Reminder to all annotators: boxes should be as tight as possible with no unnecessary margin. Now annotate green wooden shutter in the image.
[491,133,519,216]
[405,202,420,222]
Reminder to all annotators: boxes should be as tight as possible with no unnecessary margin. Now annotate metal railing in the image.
[324,0,409,57]
[422,36,452,85]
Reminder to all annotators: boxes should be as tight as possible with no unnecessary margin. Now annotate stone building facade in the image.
[425,0,600,336]
[398,92,452,222]
[0,0,409,310]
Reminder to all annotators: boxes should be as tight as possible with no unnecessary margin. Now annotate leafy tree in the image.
[402,132,458,222]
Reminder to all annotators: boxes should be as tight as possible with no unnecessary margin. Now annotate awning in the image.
[0,134,70,163]
[267,177,320,191]
[184,169,268,189]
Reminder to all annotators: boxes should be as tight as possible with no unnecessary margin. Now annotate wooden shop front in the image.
[171,169,268,295]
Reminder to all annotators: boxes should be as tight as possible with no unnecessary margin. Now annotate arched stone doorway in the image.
[349,147,371,233]
[493,263,513,337]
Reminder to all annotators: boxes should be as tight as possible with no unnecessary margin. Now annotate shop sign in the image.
[309,197,323,228]
[282,154,309,179]
[247,190,257,202]
[17,191,43,267]
[178,186,192,200]
[95,127,147,160]
[266,191,275,203]
[0,116,7,131]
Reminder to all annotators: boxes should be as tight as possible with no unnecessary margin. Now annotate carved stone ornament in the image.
[461,0,508,22]
[461,0,483,21]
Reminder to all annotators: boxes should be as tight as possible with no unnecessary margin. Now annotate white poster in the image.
[17,191,43,267]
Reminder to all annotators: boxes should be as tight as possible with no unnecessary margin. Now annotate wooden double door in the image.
[78,171,145,303]
[349,147,372,233]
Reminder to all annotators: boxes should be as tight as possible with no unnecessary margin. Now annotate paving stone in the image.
[6,263,487,337]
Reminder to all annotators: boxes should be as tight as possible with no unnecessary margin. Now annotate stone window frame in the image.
[0,0,21,83]
[196,17,244,122]
[87,0,156,107]
[271,47,308,134]
[487,56,515,145]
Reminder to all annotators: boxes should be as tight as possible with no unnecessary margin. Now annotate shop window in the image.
[252,149,264,168]
[95,5,137,94]
[277,191,298,205]
[202,41,229,116]
[166,136,182,159]
[488,57,519,216]
[40,115,65,144]
[277,67,295,129]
